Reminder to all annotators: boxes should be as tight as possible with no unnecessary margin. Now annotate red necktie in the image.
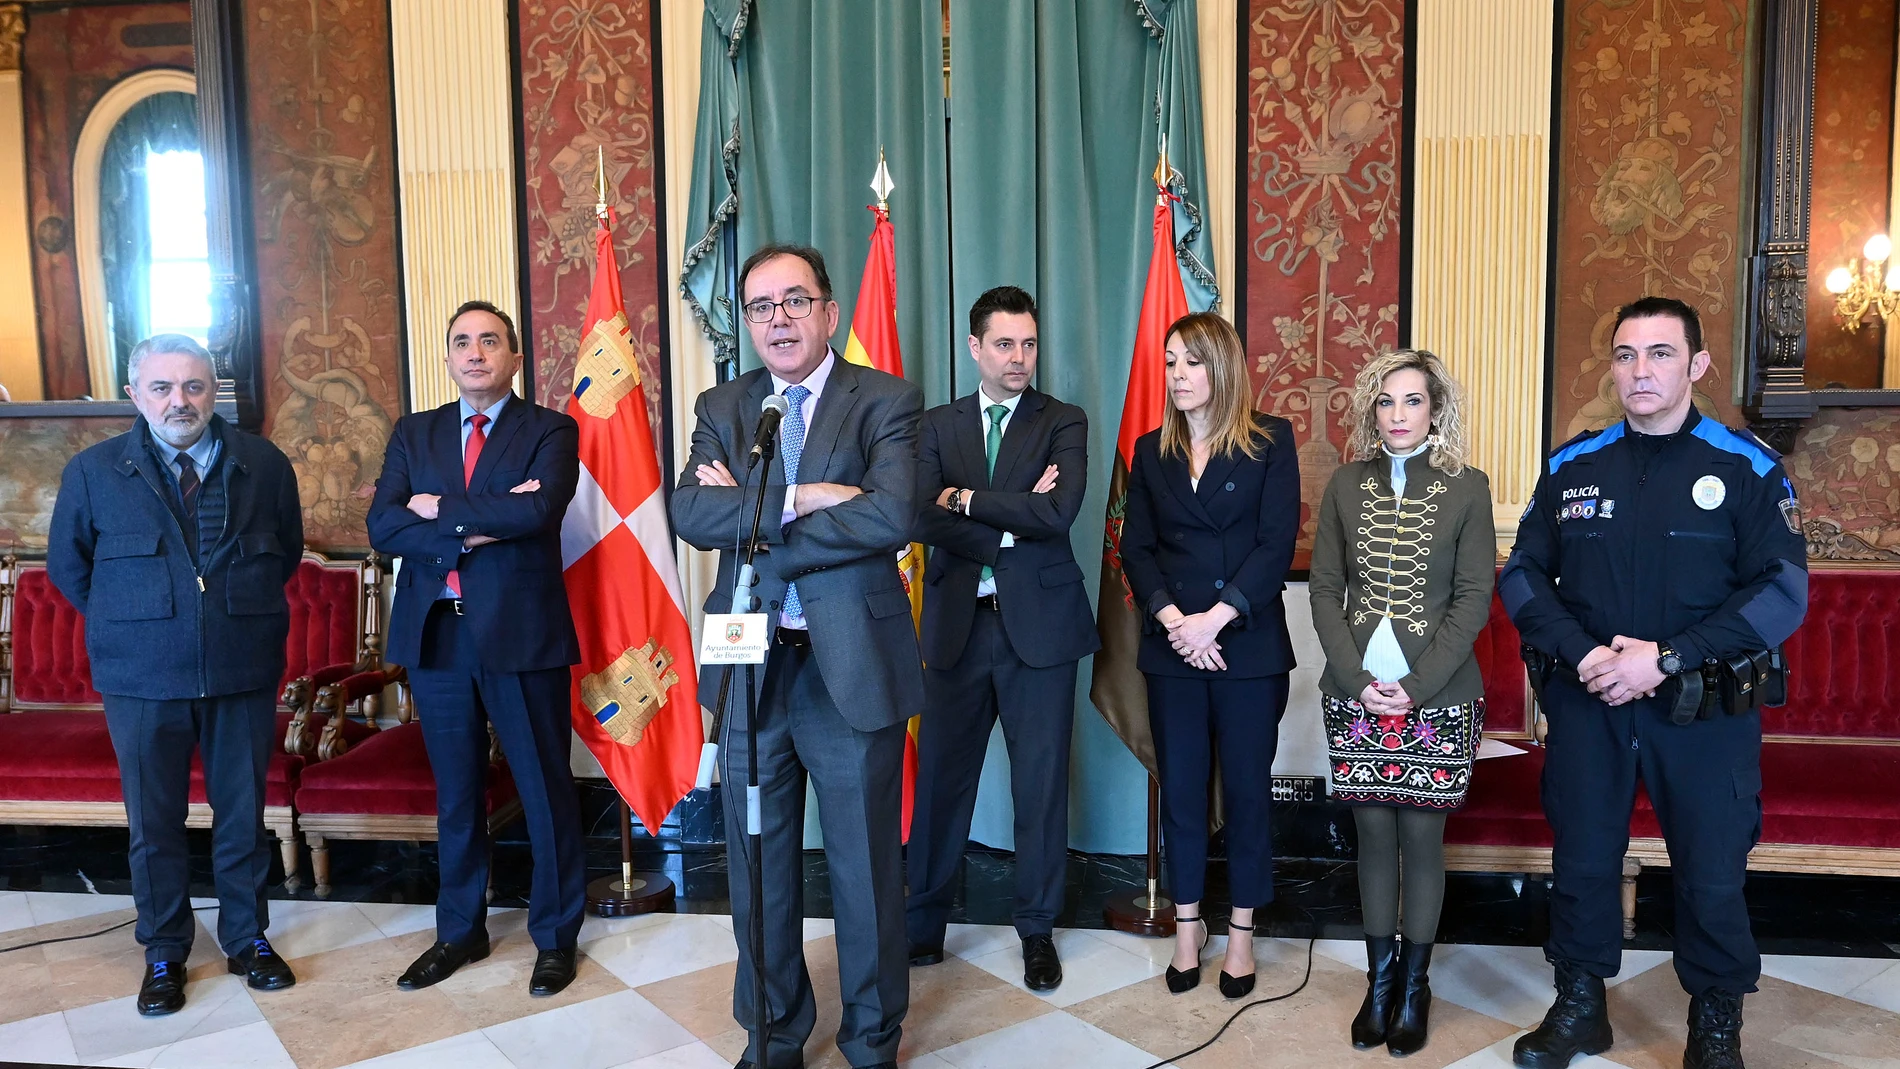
[445,413,490,597]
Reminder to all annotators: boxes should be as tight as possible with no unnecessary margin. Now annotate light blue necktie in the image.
[780,385,811,621]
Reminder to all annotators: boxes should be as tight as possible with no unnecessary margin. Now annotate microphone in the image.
[748,394,790,467]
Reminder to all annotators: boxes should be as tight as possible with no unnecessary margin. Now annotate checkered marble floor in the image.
[2,891,1899,1068]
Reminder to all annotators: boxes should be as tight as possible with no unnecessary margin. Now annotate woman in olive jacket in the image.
[1309,349,1495,1057]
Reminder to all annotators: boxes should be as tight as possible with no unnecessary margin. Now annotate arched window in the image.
[75,69,208,396]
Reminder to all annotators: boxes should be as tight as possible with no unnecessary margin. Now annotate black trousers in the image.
[721,638,908,1069]
[408,601,586,951]
[1147,671,1290,908]
[1541,676,1763,995]
[101,687,276,964]
[907,610,1078,943]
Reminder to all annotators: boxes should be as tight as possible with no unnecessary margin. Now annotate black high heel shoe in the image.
[1218,921,1256,999]
[1165,916,1207,994]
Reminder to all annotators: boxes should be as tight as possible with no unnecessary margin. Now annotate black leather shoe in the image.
[733,1061,805,1069]
[908,942,945,967]
[137,961,187,1017]
[1512,960,1613,1068]
[1218,921,1256,999]
[1386,939,1434,1057]
[1684,990,1745,1069]
[1021,933,1062,991]
[529,947,578,996]
[1165,915,1207,994]
[396,938,491,990]
[227,936,296,991]
[1351,935,1401,1048]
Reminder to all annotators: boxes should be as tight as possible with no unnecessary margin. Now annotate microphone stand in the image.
[704,434,777,1067]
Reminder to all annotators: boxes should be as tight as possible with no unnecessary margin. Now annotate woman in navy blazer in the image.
[1121,312,1299,999]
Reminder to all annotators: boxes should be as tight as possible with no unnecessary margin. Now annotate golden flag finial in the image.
[595,144,609,220]
[870,146,894,213]
[1153,134,1171,205]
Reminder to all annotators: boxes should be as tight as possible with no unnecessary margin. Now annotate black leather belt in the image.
[975,594,1000,613]
[775,627,811,648]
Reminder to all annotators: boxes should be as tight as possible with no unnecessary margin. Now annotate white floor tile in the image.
[962,928,1161,1008]
[201,900,387,960]
[0,891,37,936]
[577,908,672,945]
[929,1011,1157,1069]
[26,890,137,926]
[484,990,696,1069]
[1440,1033,1622,1068]
[336,1030,518,1069]
[1841,959,1900,1014]
[802,916,836,941]
[104,1019,297,1069]
[66,973,264,1063]
[1762,953,1900,1000]
[1605,949,1672,987]
[584,914,738,988]
[900,1056,959,1069]
[0,1008,79,1063]
[942,923,1018,962]
[604,1040,734,1069]
[1314,937,1369,971]
[352,902,442,941]
[1429,944,1567,1028]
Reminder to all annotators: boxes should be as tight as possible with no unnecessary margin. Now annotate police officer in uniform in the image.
[1501,297,1807,1069]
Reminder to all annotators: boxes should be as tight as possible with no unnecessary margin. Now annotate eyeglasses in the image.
[742,295,822,323]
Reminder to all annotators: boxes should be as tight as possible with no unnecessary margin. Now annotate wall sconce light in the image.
[1826,233,1900,331]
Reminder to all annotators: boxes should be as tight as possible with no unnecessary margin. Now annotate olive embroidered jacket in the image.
[1308,453,1497,709]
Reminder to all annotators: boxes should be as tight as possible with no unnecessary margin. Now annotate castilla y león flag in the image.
[1089,185,1189,776]
[841,201,924,842]
[559,210,702,836]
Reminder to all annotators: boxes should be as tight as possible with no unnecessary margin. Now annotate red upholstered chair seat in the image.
[1447,747,1551,848]
[1473,589,1529,734]
[1771,570,1900,740]
[0,710,373,808]
[1759,743,1900,848]
[295,721,517,818]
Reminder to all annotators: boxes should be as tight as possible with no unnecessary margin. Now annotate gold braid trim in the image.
[1351,477,1447,635]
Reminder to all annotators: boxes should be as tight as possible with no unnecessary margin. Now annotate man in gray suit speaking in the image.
[670,244,924,1069]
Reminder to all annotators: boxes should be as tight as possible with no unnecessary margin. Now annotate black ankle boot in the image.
[1684,990,1745,1069]
[1512,960,1613,1068]
[1350,935,1401,1049]
[1386,938,1433,1057]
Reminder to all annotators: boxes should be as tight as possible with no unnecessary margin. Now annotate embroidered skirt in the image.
[1324,695,1485,809]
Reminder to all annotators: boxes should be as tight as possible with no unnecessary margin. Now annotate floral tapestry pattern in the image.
[1804,0,1895,390]
[1550,0,1747,440]
[245,0,403,553]
[1788,411,1900,562]
[1245,0,1407,565]
[518,0,665,460]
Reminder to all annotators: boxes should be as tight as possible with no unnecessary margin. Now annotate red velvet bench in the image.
[0,552,394,891]
[1444,566,1900,938]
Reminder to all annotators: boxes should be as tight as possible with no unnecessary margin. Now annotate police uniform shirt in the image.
[1500,406,1808,672]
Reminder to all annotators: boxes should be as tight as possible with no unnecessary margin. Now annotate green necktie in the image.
[982,404,1006,582]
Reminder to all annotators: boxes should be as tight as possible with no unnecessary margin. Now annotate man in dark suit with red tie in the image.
[904,286,1098,991]
[368,300,587,997]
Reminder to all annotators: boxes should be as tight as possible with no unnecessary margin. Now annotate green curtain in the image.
[680,0,954,401]
[949,0,1217,854]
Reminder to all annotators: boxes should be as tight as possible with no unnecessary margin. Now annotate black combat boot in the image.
[1350,935,1402,1049]
[1386,938,1434,1057]
[1683,990,1745,1069]
[1512,960,1613,1068]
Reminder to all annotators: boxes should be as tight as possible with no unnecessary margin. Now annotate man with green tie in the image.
[905,286,1099,991]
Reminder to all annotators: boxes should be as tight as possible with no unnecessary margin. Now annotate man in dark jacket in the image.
[905,286,1097,990]
[48,334,304,1017]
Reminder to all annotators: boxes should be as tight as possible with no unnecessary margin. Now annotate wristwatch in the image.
[945,488,966,513]
[1657,642,1685,677]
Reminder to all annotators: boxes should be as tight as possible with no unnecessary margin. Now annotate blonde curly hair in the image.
[1345,349,1470,476]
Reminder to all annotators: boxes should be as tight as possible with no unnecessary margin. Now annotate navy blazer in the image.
[1120,417,1300,678]
[368,395,582,673]
[47,415,303,700]
[914,388,1100,670]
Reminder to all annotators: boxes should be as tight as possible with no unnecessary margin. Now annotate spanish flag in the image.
[559,207,702,835]
[842,201,925,842]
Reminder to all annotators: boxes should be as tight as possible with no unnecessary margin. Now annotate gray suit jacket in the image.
[670,357,926,732]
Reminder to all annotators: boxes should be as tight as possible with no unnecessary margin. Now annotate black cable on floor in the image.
[1136,934,1319,1069]
[0,904,216,955]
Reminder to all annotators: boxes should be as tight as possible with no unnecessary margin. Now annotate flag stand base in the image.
[587,871,674,917]
[1102,774,1175,937]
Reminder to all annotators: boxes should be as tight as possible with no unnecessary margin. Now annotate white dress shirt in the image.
[963,386,1022,597]
[771,349,838,628]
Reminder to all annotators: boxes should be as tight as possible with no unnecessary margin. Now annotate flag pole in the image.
[581,142,676,918]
